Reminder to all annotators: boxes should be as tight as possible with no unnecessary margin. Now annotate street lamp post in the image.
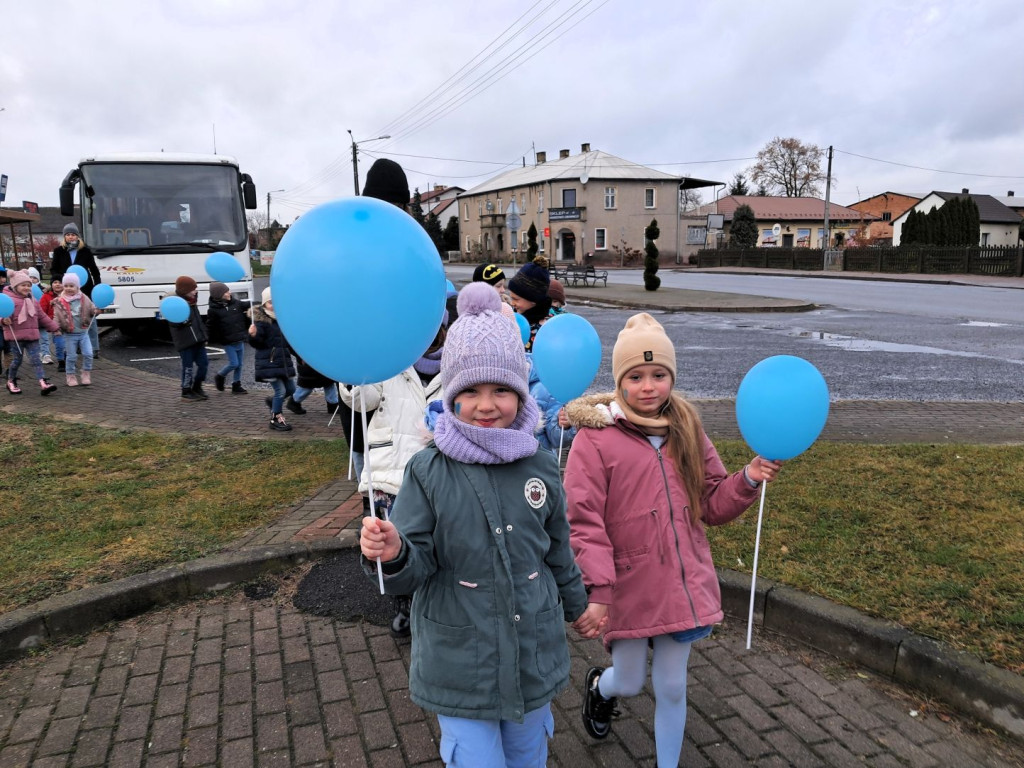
[266,189,284,249]
[347,130,391,195]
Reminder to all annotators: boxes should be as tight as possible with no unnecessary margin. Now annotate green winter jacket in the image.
[364,444,588,722]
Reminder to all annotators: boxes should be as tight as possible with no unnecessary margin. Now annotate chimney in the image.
[581,142,591,153]
[434,184,444,192]
[536,151,546,164]
[962,188,969,194]
[559,149,570,159]
[1008,191,1015,197]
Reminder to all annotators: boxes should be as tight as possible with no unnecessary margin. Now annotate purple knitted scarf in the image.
[433,396,540,464]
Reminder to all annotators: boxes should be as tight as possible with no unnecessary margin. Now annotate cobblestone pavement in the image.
[3,582,1023,768]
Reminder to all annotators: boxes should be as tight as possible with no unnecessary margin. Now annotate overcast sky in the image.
[3,0,1023,223]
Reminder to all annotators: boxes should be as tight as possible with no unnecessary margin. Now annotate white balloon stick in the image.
[746,482,769,650]
[359,390,386,595]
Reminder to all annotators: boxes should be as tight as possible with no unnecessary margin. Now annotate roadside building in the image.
[456,143,718,265]
[681,195,871,259]
[892,190,1022,246]
[848,192,922,244]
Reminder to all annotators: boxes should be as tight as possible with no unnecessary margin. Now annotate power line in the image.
[835,148,1024,180]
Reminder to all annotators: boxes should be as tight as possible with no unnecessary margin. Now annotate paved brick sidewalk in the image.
[1,586,1020,767]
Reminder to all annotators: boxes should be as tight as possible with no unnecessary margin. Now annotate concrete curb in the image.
[566,294,818,313]
[718,568,1024,741]
[0,539,345,662]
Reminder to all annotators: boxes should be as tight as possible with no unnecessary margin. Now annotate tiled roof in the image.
[700,195,869,222]
[933,192,1022,223]
[460,150,682,196]
[430,198,457,220]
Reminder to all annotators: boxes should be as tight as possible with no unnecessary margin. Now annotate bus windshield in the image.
[79,162,247,254]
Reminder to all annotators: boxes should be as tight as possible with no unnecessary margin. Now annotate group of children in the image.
[356,257,782,766]
[2,268,98,394]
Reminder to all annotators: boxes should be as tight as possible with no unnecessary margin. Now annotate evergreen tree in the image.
[728,173,749,196]
[410,189,425,226]
[424,212,444,257]
[442,216,460,252]
[902,209,918,245]
[730,204,759,248]
[526,222,539,259]
[966,198,981,245]
[643,219,661,291]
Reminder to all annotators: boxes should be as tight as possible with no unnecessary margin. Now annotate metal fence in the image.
[697,245,1024,277]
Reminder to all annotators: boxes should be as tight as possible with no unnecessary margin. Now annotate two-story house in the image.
[891,190,1022,246]
[848,192,921,244]
[456,144,718,264]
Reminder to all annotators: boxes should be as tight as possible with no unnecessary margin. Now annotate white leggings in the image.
[597,635,693,768]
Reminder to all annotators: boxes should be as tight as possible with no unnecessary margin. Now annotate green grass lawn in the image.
[0,412,345,612]
[1,412,1022,673]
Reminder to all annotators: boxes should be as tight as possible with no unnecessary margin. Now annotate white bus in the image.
[59,153,258,335]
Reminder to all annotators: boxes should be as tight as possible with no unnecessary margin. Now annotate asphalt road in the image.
[98,271,1024,402]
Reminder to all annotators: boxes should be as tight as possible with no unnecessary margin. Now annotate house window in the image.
[981,232,990,245]
[595,228,607,250]
[478,202,483,216]
[538,192,544,213]
[881,211,892,222]
[540,236,545,253]
[604,187,616,209]
[686,226,706,245]
[464,203,469,221]
[562,189,576,208]
[497,198,503,214]
[762,229,778,246]
[522,231,528,248]
[817,228,825,246]
[466,236,471,252]
[644,188,656,208]
[797,228,811,247]
[520,193,526,210]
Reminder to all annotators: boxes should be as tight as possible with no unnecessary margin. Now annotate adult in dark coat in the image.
[50,223,103,355]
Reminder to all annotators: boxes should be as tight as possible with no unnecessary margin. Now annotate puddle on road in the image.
[788,329,1023,363]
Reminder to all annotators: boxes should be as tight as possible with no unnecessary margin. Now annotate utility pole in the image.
[822,145,834,249]
[266,189,284,249]
[347,130,391,195]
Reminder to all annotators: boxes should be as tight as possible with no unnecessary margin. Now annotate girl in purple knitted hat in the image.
[359,281,589,767]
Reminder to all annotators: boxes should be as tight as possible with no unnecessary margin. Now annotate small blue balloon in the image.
[0,293,14,318]
[92,283,115,309]
[514,312,530,345]
[271,197,446,384]
[160,295,190,324]
[67,264,89,285]
[532,313,602,403]
[445,278,456,297]
[736,355,829,461]
[206,251,246,282]
[31,284,43,300]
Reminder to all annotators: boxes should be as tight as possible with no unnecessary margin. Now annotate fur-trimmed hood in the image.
[564,392,621,429]
[248,303,273,324]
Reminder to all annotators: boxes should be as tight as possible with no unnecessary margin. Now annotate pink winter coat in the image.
[563,393,760,648]
[1,286,60,342]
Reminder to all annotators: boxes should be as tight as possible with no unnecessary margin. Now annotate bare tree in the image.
[246,210,268,247]
[748,137,826,197]
[678,187,704,212]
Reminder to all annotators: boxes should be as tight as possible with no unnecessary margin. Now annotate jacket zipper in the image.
[655,445,700,627]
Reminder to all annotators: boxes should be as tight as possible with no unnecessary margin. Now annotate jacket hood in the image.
[249,303,273,324]
[564,392,621,429]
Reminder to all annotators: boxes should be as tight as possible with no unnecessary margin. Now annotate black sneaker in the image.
[582,667,619,739]
[269,415,292,432]
[390,596,411,638]
[285,396,307,415]
[214,373,226,391]
[57,360,66,373]
[231,381,248,394]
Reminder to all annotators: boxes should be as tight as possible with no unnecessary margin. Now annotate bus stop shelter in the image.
[0,208,41,272]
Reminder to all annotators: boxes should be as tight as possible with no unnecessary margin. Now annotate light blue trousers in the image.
[437,703,553,768]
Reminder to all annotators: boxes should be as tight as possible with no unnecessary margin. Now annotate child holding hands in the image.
[2,270,60,394]
[360,282,588,768]
[564,312,782,767]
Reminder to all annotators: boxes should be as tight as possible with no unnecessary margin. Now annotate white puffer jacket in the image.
[340,367,444,496]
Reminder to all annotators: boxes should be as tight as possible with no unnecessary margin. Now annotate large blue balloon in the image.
[205,251,246,282]
[67,265,89,285]
[31,284,43,300]
[91,283,115,309]
[514,312,530,345]
[159,295,190,324]
[736,355,829,461]
[271,197,446,384]
[532,313,602,403]
[0,293,13,318]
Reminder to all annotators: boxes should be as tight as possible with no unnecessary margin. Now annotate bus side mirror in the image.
[241,176,257,210]
[59,184,75,216]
